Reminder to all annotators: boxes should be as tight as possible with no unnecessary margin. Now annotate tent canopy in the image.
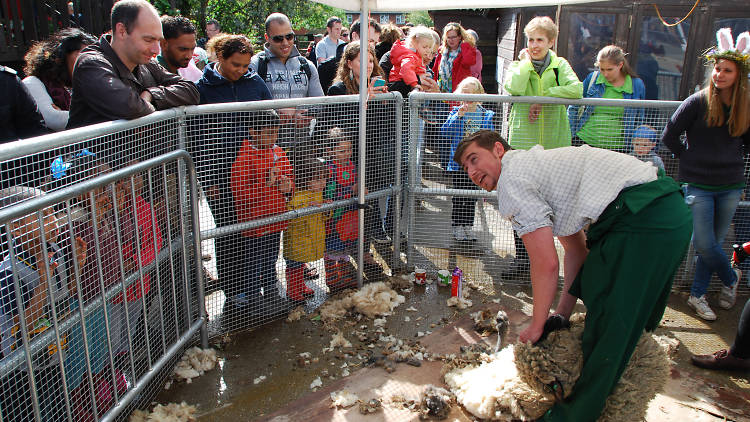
[312,0,604,12]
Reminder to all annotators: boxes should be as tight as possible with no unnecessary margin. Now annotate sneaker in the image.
[452,226,466,241]
[687,295,717,321]
[372,232,392,244]
[719,268,741,309]
[691,349,750,371]
[464,226,478,241]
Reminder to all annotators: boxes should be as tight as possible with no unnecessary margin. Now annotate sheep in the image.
[444,313,671,421]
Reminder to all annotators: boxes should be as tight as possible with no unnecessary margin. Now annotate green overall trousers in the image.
[543,173,693,422]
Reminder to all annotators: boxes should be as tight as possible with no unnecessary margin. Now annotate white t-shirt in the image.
[22,76,69,131]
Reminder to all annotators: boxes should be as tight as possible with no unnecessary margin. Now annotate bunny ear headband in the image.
[705,28,750,75]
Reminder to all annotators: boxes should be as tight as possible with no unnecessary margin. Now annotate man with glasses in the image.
[251,12,324,101]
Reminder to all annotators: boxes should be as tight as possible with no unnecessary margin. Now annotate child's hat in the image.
[249,109,281,129]
[633,125,658,142]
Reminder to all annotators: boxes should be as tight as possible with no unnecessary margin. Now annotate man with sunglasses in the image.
[251,12,323,101]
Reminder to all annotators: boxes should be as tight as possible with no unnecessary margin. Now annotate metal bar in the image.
[200,188,398,240]
[356,0,369,288]
[161,164,181,341]
[5,222,42,422]
[177,162,192,334]
[185,151,208,349]
[147,170,168,356]
[88,189,120,404]
[97,318,204,422]
[407,92,683,108]
[128,175,153,369]
[406,97,420,269]
[61,201,95,419]
[392,91,403,272]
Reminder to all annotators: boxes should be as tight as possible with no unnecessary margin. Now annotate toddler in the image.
[324,128,360,289]
[631,125,665,172]
[388,25,437,97]
[441,77,495,241]
[283,159,327,302]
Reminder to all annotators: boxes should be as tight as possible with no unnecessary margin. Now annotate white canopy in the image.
[313,0,603,12]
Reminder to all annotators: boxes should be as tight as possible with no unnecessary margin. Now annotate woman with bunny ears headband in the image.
[662,27,750,322]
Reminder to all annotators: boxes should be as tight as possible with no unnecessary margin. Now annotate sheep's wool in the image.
[320,282,405,322]
[445,313,670,422]
[129,402,197,422]
[444,345,550,421]
[172,347,218,382]
[330,390,359,408]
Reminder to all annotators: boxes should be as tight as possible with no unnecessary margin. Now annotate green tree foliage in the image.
[152,0,344,42]
[406,10,434,27]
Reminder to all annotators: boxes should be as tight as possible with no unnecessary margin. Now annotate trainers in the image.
[452,226,466,241]
[687,295,717,321]
[372,232,392,244]
[464,226,478,241]
[719,267,742,309]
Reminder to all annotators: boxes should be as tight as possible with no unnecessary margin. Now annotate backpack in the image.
[256,51,312,83]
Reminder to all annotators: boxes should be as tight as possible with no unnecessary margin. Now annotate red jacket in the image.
[431,42,478,92]
[112,195,162,304]
[389,40,426,87]
[231,142,293,237]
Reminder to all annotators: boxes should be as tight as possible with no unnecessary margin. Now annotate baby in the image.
[631,125,665,172]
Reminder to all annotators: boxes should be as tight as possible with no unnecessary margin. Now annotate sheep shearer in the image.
[453,129,692,421]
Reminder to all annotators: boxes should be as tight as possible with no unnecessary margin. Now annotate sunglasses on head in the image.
[271,33,295,43]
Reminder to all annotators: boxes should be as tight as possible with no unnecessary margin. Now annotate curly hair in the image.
[23,27,96,86]
[440,22,474,51]
[206,34,253,60]
[332,41,384,94]
[379,23,403,45]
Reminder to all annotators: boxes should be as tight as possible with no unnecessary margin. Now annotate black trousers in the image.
[450,171,477,227]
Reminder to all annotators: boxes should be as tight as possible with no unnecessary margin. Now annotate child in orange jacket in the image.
[230,110,293,317]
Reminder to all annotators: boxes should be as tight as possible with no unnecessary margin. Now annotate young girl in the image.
[440,77,495,241]
[283,159,328,302]
[324,128,360,289]
[662,28,750,321]
[388,25,437,97]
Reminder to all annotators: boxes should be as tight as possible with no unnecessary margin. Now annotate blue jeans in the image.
[686,185,742,297]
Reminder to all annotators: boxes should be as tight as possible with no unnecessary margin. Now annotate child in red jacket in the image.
[388,25,437,97]
[230,110,293,319]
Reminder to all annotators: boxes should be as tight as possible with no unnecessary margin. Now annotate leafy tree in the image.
[406,10,434,28]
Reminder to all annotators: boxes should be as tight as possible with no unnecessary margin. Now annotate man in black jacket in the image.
[0,66,48,144]
[67,0,199,130]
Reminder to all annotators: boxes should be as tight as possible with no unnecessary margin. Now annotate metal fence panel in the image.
[406,92,749,295]
[0,119,203,422]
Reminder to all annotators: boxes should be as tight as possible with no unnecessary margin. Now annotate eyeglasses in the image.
[342,33,349,37]
[270,33,295,43]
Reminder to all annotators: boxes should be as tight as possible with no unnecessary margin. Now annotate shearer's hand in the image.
[519,322,544,344]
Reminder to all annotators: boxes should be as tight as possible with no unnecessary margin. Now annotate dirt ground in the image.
[153,276,750,422]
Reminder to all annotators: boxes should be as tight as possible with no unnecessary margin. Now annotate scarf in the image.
[42,78,72,110]
[438,46,461,93]
[531,52,551,76]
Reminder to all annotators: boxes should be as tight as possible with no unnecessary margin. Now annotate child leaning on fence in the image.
[50,152,130,420]
[109,162,163,372]
[283,159,328,302]
[0,185,86,421]
[323,128,361,290]
[440,77,495,242]
[230,110,293,316]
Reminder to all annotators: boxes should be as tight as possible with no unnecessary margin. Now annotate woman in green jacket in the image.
[504,16,582,150]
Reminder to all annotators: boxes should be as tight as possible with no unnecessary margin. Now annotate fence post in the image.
[392,93,403,272]
[406,95,420,269]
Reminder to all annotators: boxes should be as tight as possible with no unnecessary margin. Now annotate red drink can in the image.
[451,267,462,297]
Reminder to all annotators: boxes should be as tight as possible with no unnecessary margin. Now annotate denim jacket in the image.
[567,71,646,149]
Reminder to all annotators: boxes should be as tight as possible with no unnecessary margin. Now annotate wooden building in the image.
[1,0,114,69]
[431,0,750,99]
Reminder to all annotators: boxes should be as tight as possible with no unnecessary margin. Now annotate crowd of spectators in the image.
[0,2,748,420]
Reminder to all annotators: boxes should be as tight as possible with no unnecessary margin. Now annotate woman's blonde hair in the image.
[703,59,750,137]
[406,25,436,51]
[332,41,384,94]
[595,45,637,78]
[524,16,558,42]
[455,77,484,95]
[440,22,475,51]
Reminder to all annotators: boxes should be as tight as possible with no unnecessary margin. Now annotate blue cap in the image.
[633,125,658,142]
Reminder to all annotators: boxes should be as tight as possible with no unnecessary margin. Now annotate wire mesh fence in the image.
[0,92,747,420]
[406,92,750,295]
[0,119,203,422]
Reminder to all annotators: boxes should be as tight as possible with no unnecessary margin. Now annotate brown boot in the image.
[286,266,313,302]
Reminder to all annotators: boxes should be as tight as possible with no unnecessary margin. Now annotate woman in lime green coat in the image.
[504,16,582,150]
